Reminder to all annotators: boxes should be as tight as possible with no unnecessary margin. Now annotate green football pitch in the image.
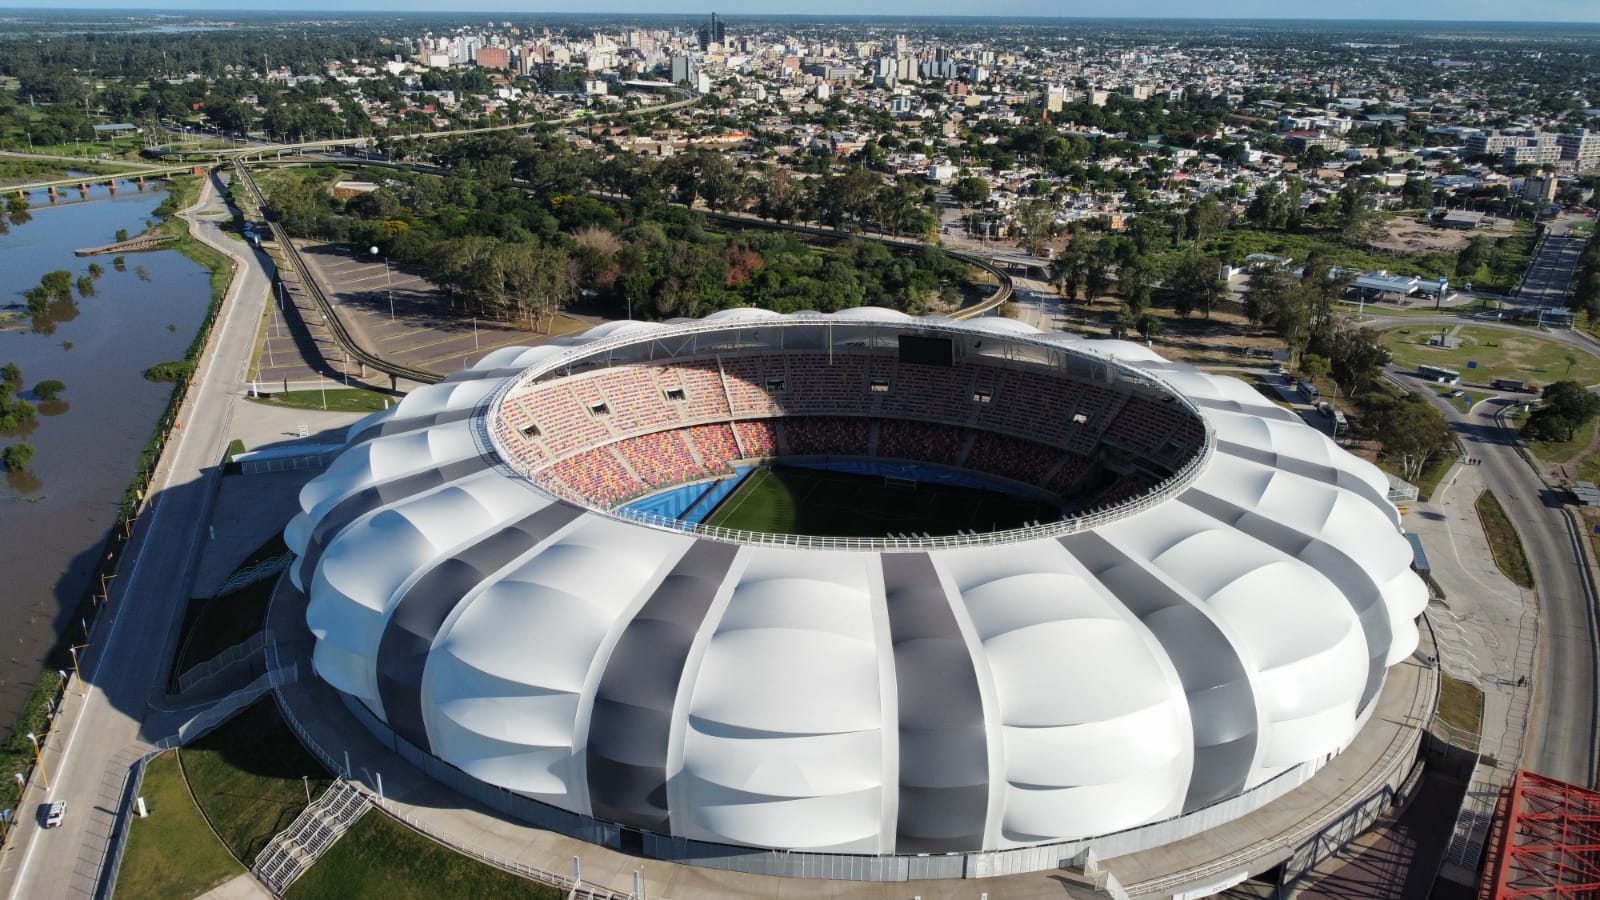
[700,465,1061,538]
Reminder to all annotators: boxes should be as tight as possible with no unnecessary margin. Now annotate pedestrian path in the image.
[1398,461,1538,879]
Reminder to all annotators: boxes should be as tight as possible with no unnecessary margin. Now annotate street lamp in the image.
[369,245,390,286]
[68,646,86,696]
[25,733,48,789]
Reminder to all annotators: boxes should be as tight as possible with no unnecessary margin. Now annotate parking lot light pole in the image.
[25,733,47,790]
[370,245,390,286]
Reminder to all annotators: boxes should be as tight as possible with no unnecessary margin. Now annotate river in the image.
[0,184,212,728]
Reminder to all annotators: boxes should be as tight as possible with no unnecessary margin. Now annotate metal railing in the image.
[97,741,176,900]
[254,778,368,893]
[100,679,267,900]
[176,632,265,694]
[232,161,439,386]
[212,553,293,597]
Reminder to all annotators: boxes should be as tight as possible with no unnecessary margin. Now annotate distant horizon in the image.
[1,4,1598,26]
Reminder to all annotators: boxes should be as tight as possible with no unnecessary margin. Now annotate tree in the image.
[1083,237,1113,304]
[1184,194,1226,243]
[0,362,19,390]
[1117,254,1157,315]
[1014,197,1056,257]
[31,379,65,402]
[1169,252,1225,319]
[1134,312,1163,341]
[1456,236,1488,278]
[1242,261,1294,328]
[1335,178,1379,244]
[1311,322,1389,399]
[1365,393,1454,482]
[1049,242,1085,302]
[1301,353,1332,385]
[1523,380,1600,442]
[949,175,990,207]
[2,441,34,472]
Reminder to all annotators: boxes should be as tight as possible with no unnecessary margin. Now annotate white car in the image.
[43,801,65,828]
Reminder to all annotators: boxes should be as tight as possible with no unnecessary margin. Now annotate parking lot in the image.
[289,243,595,380]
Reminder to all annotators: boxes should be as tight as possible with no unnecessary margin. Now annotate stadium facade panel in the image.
[286,308,1427,869]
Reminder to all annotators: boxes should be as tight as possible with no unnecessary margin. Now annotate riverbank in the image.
[0,172,226,811]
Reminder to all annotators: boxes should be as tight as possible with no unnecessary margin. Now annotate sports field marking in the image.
[705,468,773,530]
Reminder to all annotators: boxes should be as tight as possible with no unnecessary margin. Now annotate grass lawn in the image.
[1413,452,1457,502]
[147,176,238,308]
[1524,415,1598,468]
[1209,227,1456,282]
[1568,221,1595,239]
[285,812,561,900]
[1476,490,1535,589]
[248,388,393,413]
[702,465,1061,538]
[117,752,244,900]
[1436,674,1484,750]
[182,698,333,866]
[1381,325,1600,388]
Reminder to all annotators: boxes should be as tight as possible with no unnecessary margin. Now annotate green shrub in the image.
[145,360,196,383]
[2,442,35,471]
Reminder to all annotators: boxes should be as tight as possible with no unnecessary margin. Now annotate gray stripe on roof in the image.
[296,454,493,589]
[881,552,989,853]
[586,540,739,832]
[348,406,480,446]
[1060,531,1258,812]
[1217,439,1394,517]
[1178,489,1391,714]
[375,501,586,753]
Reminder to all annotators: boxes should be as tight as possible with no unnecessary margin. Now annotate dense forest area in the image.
[261,135,974,324]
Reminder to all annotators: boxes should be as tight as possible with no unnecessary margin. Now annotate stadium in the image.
[285,308,1429,881]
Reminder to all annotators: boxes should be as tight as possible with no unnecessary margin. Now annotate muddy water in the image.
[0,185,210,728]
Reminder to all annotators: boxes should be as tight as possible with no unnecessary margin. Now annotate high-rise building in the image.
[671,54,698,86]
[474,46,510,70]
[697,12,726,51]
[1557,129,1600,170]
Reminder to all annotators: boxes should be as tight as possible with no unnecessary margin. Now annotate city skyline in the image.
[5,1,1600,24]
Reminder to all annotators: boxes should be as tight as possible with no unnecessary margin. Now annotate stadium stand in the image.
[785,417,872,456]
[492,350,1207,510]
[733,420,777,458]
[686,423,742,475]
[878,420,966,465]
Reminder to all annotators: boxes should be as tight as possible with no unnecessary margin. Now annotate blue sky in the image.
[8,2,1598,22]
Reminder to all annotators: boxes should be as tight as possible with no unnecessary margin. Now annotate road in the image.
[1518,216,1589,309]
[0,171,274,899]
[1404,376,1600,788]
